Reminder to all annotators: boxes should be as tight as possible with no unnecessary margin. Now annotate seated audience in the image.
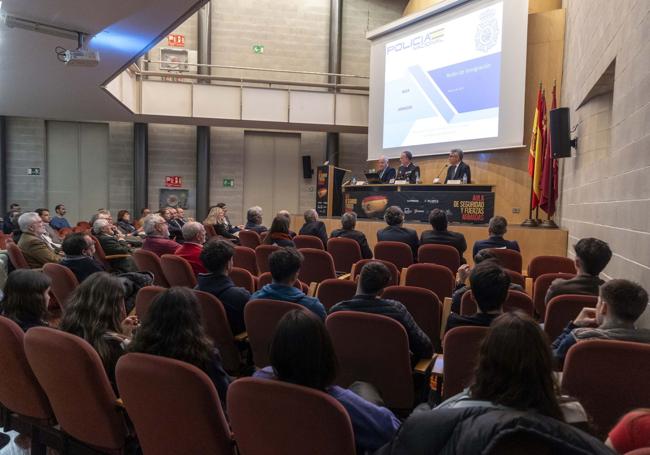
[205,206,239,242]
[244,205,267,233]
[50,203,71,230]
[545,237,612,304]
[116,210,138,235]
[134,207,151,229]
[263,216,295,247]
[216,202,242,234]
[606,409,650,454]
[445,261,510,333]
[93,219,136,273]
[161,207,183,242]
[59,272,138,387]
[378,312,609,455]
[2,203,21,234]
[420,208,467,264]
[141,214,181,257]
[196,240,250,335]
[330,212,372,259]
[551,279,650,366]
[60,233,105,282]
[451,250,524,313]
[277,210,297,237]
[16,212,62,268]
[330,261,432,361]
[175,222,208,275]
[377,206,419,261]
[254,310,401,453]
[89,208,112,227]
[299,209,329,249]
[128,287,231,408]
[252,248,326,320]
[36,208,62,247]
[472,215,520,257]
[0,269,51,331]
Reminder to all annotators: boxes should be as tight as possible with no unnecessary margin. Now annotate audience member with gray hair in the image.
[298,208,329,249]
[376,155,396,183]
[330,212,372,258]
[174,221,208,275]
[472,215,520,257]
[141,214,181,257]
[94,217,136,273]
[244,205,267,234]
[377,206,419,260]
[16,212,62,268]
[444,148,471,183]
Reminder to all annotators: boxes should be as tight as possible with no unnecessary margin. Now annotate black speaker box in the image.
[549,107,572,158]
[302,155,313,178]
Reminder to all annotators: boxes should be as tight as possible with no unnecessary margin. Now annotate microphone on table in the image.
[434,164,448,183]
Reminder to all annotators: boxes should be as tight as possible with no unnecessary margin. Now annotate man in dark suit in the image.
[330,212,373,259]
[472,216,520,257]
[396,151,420,184]
[377,155,396,183]
[60,233,105,282]
[420,208,467,264]
[377,206,419,260]
[299,209,329,249]
[244,206,268,234]
[93,218,137,272]
[444,148,471,183]
[545,237,612,304]
[162,207,184,243]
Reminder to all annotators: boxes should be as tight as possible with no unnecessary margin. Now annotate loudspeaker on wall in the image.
[302,155,314,178]
[549,107,573,158]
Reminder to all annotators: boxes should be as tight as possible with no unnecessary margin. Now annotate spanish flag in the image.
[530,86,546,208]
[528,85,542,177]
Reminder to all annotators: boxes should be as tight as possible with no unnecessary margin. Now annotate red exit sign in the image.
[167,34,185,47]
[165,176,182,187]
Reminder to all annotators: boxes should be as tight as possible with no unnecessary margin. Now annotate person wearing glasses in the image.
[444,149,471,184]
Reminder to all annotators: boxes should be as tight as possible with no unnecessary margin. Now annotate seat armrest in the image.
[308,282,318,297]
[440,297,452,338]
[105,254,131,260]
[234,332,248,342]
[337,273,351,280]
[414,355,435,374]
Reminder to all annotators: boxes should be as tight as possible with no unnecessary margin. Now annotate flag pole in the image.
[541,80,558,228]
[522,179,538,227]
[522,82,542,228]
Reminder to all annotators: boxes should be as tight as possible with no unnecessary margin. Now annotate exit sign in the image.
[165,176,182,187]
[223,178,235,188]
[27,168,41,176]
[168,34,185,47]
[252,44,264,54]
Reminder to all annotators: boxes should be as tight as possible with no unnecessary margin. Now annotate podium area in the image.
[289,215,568,271]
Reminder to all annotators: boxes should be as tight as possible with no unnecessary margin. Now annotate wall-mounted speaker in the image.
[302,155,313,178]
[549,107,575,158]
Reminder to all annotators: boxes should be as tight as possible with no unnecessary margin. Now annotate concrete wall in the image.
[5,118,46,211]
[559,0,650,325]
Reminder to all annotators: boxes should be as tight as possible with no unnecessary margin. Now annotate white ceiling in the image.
[0,0,206,122]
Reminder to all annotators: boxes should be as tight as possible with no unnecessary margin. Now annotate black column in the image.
[0,117,7,217]
[196,126,211,221]
[327,0,343,166]
[133,123,148,214]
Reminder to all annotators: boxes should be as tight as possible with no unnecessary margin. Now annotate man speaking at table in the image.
[396,150,420,184]
[444,148,471,183]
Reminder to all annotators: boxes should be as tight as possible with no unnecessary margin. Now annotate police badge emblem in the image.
[475,8,499,52]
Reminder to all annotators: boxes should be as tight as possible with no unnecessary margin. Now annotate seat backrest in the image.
[233,246,259,276]
[417,244,460,277]
[294,235,324,250]
[193,290,240,374]
[442,326,489,399]
[404,263,455,300]
[544,295,598,342]
[7,241,30,269]
[374,241,413,271]
[239,230,261,249]
[0,316,53,420]
[133,249,170,287]
[562,340,650,438]
[257,272,305,292]
[116,353,233,455]
[229,267,256,293]
[533,272,575,321]
[489,248,523,273]
[315,278,357,311]
[43,262,79,309]
[255,244,279,274]
[161,254,198,287]
[297,248,336,285]
[135,285,166,320]
[76,221,91,230]
[460,290,534,317]
[244,299,306,368]
[326,311,413,409]
[0,233,9,249]
[24,327,127,450]
[351,259,399,285]
[504,269,526,288]
[528,255,576,282]
[382,285,442,352]
[227,377,355,455]
[327,237,362,274]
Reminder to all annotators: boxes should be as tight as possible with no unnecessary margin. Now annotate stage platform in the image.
[290,215,569,271]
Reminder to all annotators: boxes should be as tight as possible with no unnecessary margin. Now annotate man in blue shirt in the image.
[50,204,71,230]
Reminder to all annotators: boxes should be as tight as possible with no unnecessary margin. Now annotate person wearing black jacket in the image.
[60,233,106,282]
[330,212,372,259]
[299,209,329,249]
[93,219,136,273]
[244,206,267,234]
[377,155,396,183]
[396,151,420,184]
[444,148,471,183]
[420,208,467,264]
[330,261,432,362]
[377,206,419,261]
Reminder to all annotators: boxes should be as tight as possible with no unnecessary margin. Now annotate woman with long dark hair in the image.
[128,287,230,407]
[59,272,138,385]
[1,269,51,331]
[254,309,400,453]
[263,215,295,247]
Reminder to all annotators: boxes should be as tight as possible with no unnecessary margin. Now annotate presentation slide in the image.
[382,2,503,149]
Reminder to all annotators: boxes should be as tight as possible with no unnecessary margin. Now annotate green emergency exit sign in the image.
[223,178,235,188]
[252,44,264,54]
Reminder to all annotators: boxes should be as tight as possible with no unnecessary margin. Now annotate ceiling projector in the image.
[63,48,100,67]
